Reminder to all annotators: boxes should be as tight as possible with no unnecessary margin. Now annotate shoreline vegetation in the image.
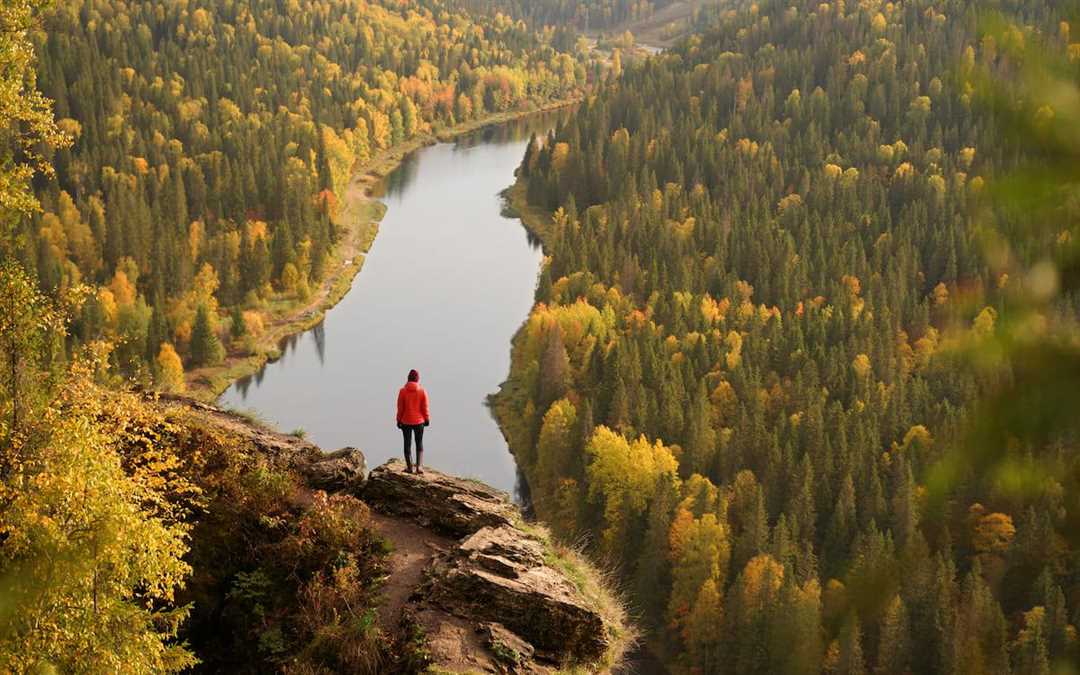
[484,2,1080,669]
[184,97,580,402]
[498,174,670,670]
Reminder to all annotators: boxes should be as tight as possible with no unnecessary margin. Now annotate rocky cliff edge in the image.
[158,396,631,673]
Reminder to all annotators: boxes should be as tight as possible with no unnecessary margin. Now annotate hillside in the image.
[461,0,682,32]
[4,0,1080,670]
[9,388,629,672]
[178,396,631,672]
[19,0,591,391]
[497,0,1080,671]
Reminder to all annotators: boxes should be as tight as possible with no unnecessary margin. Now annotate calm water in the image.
[219,112,568,495]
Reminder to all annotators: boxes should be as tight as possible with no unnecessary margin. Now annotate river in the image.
[218,111,569,496]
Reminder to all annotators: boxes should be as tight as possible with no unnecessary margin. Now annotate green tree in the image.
[875,595,910,675]
[188,303,223,368]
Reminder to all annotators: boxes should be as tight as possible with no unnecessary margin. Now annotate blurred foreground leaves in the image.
[931,8,1080,548]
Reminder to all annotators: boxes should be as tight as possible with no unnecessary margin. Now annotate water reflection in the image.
[524,228,543,251]
[374,151,421,199]
[218,110,571,495]
[311,322,326,365]
[375,107,574,199]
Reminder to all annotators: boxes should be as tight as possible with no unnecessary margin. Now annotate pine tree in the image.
[876,595,910,674]
[188,303,222,368]
[837,614,867,675]
[230,304,246,341]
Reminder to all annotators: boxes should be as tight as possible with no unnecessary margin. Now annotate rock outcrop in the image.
[156,395,368,493]
[300,446,367,494]
[155,394,323,462]
[426,524,609,663]
[363,459,516,538]
[154,396,623,672]
[363,460,618,671]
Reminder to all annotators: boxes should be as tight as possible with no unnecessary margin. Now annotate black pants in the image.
[402,424,424,465]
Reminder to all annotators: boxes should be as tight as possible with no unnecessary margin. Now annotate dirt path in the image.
[370,511,454,629]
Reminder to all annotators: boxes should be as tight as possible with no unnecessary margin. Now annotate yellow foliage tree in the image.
[852,353,872,378]
[0,0,71,224]
[972,511,1016,554]
[156,343,185,393]
[739,554,785,603]
[667,511,730,639]
[109,269,136,307]
[0,281,194,672]
[533,398,578,532]
[586,426,679,559]
[684,578,724,669]
[972,306,997,337]
[725,330,743,370]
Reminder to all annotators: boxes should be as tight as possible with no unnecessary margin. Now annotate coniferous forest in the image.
[3,0,1080,672]
[497,0,1080,672]
[18,0,588,385]
[460,0,678,32]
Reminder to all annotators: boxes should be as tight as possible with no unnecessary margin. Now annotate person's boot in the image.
[404,450,414,474]
[416,449,424,475]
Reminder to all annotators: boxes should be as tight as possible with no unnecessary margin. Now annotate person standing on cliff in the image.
[396,369,430,474]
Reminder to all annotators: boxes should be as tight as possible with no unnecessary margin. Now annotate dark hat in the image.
[408,369,420,382]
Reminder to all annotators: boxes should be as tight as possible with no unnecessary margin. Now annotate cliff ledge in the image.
[158,396,630,673]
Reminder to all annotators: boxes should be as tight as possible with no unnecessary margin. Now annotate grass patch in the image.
[222,406,274,429]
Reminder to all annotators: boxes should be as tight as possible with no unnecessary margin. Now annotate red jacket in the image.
[397,381,430,425]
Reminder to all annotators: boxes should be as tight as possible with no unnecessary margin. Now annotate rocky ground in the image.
[366,461,614,672]
[158,396,628,673]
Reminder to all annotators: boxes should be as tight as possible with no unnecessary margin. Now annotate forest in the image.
[15,0,588,390]
[460,0,674,32]
[3,0,1080,671]
[497,0,1080,672]
[0,0,595,670]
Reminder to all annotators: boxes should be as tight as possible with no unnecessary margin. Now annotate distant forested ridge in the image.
[18,0,587,385]
[461,0,677,32]
[498,0,1080,671]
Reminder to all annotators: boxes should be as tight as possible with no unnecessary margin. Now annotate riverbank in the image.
[184,97,580,402]
[500,176,672,673]
[215,119,555,490]
[503,178,556,246]
[487,177,553,427]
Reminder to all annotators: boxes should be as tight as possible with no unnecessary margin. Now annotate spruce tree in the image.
[189,303,222,368]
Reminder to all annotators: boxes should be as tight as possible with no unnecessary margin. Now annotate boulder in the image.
[301,447,367,494]
[363,459,515,538]
[425,525,609,664]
